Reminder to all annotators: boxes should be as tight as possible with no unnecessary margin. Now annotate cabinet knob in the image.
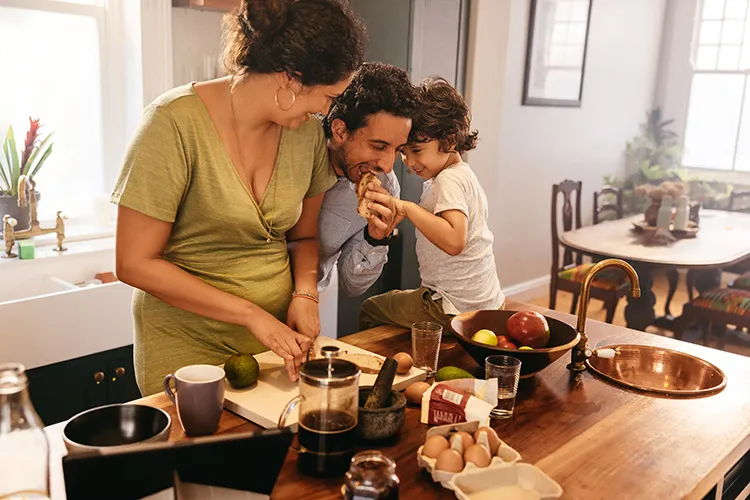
[94,371,105,384]
[115,367,126,378]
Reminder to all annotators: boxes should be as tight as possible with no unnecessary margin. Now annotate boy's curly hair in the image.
[323,62,419,137]
[409,77,478,154]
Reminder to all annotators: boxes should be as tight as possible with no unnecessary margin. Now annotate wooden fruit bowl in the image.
[448,310,580,378]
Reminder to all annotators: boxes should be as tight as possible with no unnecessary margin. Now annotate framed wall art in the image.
[523,0,593,107]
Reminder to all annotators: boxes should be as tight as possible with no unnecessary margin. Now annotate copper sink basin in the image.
[586,344,727,397]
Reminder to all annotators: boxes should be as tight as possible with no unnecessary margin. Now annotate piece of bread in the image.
[356,172,382,219]
[338,353,384,374]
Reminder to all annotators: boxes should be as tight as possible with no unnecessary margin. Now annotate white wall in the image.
[465,0,666,292]
[171,7,225,86]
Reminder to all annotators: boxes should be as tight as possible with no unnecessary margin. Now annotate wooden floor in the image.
[526,271,750,358]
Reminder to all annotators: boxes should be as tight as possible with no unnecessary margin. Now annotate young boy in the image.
[359,77,504,330]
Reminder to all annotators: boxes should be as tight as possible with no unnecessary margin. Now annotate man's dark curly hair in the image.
[408,77,478,154]
[323,62,419,138]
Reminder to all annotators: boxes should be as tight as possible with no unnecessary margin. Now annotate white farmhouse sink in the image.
[0,238,135,369]
[0,275,77,304]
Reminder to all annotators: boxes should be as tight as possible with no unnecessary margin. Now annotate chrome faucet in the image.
[567,259,641,372]
[2,175,67,258]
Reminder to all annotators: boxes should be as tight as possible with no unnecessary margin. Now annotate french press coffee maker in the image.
[278,347,360,477]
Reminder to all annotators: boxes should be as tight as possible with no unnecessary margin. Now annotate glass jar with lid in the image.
[342,450,400,499]
[0,362,50,499]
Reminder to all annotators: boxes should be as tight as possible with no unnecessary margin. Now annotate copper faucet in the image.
[568,259,641,372]
[2,175,67,258]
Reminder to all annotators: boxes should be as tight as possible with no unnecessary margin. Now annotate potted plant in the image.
[604,107,731,216]
[0,118,54,231]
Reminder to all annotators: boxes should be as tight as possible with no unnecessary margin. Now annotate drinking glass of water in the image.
[485,355,521,419]
[411,322,442,377]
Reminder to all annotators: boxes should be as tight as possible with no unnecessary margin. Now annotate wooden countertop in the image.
[49,300,750,499]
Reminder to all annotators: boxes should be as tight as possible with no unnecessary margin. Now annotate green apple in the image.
[471,329,498,346]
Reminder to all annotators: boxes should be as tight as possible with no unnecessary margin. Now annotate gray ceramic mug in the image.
[163,364,225,437]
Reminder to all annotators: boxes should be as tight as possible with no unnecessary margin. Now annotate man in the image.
[318,62,419,296]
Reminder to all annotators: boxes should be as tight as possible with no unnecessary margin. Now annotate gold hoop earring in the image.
[275,87,296,112]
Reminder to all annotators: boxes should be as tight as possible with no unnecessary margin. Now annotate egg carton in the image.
[416,420,522,490]
[452,463,563,500]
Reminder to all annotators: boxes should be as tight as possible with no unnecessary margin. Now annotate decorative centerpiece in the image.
[0,118,54,232]
[631,181,699,245]
[634,181,686,226]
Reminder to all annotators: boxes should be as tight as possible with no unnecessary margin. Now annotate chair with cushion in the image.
[730,271,750,291]
[550,180,630,323]
[676,288,750,349]
[724,190,750,277]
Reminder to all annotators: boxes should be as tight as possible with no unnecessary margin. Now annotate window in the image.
[0,0,138,224]
[683,0,750,171]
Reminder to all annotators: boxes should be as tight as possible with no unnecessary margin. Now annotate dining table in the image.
[559,209,750,331]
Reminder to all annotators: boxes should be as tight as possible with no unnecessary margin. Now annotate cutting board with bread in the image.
[223,336,427,429]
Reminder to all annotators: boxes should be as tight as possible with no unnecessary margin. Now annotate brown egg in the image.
[473,426,501,455]
[435,448,464,473]
[404,381,431,405]
[448,431,474,450]
[422,435,449,459]
[464,444,492,468]
[393,352,414,374]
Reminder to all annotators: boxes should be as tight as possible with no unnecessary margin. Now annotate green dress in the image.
[111,85,336,396]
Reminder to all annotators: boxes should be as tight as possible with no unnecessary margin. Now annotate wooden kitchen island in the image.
[49,300,750,499]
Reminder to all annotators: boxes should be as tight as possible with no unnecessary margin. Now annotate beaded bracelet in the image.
[292,290,320,303]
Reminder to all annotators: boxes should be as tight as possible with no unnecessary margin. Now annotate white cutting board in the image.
[223,337,426,429]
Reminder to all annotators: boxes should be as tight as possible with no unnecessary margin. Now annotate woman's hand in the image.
[245,307,311,382]
[287,296,321,344]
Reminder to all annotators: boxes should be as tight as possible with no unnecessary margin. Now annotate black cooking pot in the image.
[63,403,171,453]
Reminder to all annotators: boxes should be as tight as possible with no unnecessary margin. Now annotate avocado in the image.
[224,353,259,389]
[435,366,475,382]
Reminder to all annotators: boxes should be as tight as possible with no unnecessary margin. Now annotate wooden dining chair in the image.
[675,192,750,341]
[675,288,750,349]
[663,191,750,317]
[725,190,750,278]
[593,186,623,225]
[550,180,630,323]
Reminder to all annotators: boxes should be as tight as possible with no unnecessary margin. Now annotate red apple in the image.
[505,311,550,348]
[496,336,518,350]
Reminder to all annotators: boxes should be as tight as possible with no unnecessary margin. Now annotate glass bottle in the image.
[656,195,673,230]
[673,195,690,231]
[342,451,399,500]
[0,363,50,500]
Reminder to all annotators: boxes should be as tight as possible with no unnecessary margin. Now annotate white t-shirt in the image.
[415,162,504,315]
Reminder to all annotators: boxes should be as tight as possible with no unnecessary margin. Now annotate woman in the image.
[112,0,365,395]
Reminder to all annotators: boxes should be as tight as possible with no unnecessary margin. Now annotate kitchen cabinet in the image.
[336,0,470,337]
[26,345,140,426]
[172,0,239,11]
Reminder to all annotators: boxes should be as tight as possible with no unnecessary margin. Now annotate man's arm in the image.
[337,171,400,296]
[336,229,390,296]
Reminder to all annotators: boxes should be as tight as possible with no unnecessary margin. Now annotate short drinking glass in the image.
[485,355,521,419]
[411,322,442,377]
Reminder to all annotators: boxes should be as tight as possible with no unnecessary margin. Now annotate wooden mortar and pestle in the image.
[357,358,406,442]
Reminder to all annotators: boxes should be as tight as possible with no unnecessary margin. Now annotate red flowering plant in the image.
[0,118,54,196]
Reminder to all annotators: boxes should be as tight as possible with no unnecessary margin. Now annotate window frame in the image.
[683,0,750,172]
[0,0,151,229]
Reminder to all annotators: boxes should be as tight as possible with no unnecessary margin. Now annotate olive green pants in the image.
[358,287,453,331]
